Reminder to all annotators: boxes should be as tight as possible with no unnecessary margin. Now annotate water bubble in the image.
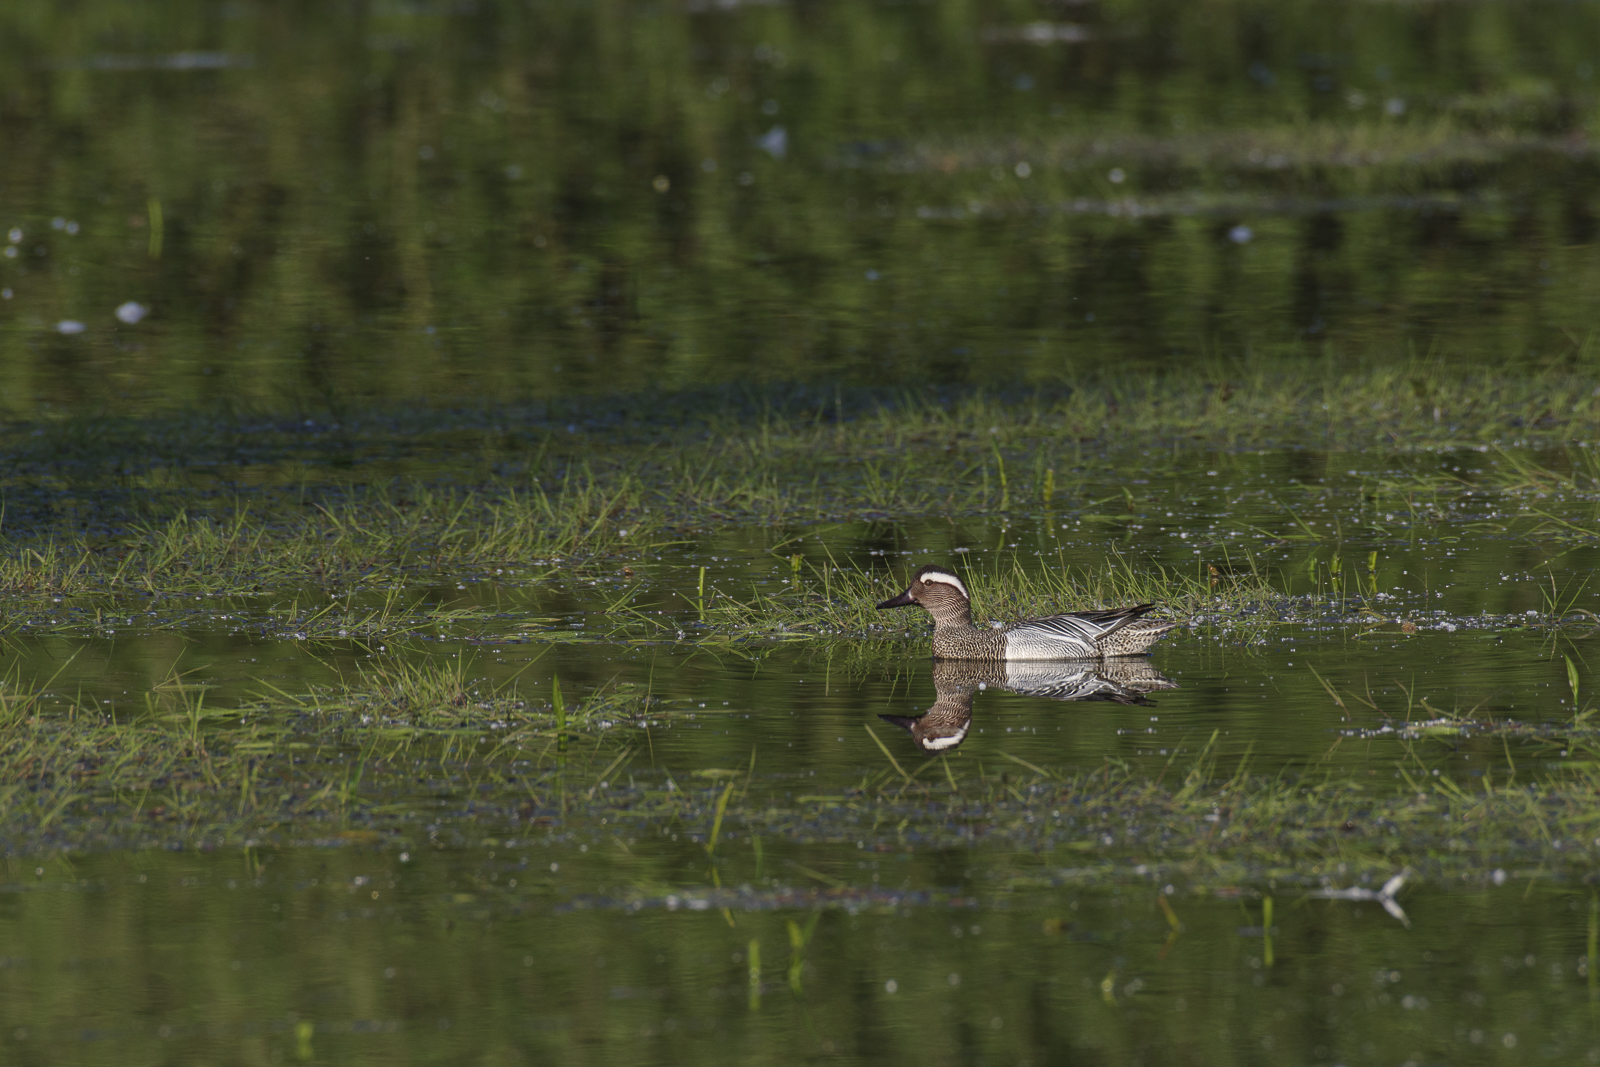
[1014,161,1031,178]
[653,175,671,193]
[7,228,20,243]
[884,979,898,993]
[1229,225,1253,244]
[701,158,718,173]
[56,320,85,335]
[865,269,880,282]
[1108,168,1126,183]
[761,98,779,115]
[419,144,435,160]
[1385,97,1406,116]
[115,301,148,324]
[51,217,65,230]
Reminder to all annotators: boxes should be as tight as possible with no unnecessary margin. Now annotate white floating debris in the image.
[1308,871,1409,926]
[56,320,86,335]
[115,301,148,324]
[756,125,787,159]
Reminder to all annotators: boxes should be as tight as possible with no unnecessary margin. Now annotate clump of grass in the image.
[678,548,1279,641]
[3,652,1600,892]
[0,655,681,853]
[0,476,665,596]
[896,122,1570,183]
[247,657,667,738]
[3,365,1600,598]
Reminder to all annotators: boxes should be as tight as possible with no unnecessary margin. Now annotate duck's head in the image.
[876,564,970,613]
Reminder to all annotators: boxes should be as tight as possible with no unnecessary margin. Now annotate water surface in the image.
[6,1,1600,1062]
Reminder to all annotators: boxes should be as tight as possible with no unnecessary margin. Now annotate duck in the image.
[881,657,1178,753]
[875,564,1175,660]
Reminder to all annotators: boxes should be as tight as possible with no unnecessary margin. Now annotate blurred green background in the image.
[3,0,1599,412]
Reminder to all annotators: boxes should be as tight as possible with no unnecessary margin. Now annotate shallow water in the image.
[2,845,1597,1064]
[7,0,1600,1060]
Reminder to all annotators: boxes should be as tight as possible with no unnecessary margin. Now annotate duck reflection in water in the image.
[880,658,1178,754]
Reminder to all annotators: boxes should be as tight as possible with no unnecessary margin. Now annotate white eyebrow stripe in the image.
[920,571,969,597]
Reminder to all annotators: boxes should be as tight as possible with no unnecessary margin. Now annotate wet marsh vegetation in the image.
[10,0,1600,1060]
[8,373,1600,1061]
[7,371,1600,875]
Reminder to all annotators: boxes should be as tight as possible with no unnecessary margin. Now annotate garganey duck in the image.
[876,564,1174,660]
[882,657,1178,753]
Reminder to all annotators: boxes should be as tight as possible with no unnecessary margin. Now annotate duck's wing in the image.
[1007,603,1158,656]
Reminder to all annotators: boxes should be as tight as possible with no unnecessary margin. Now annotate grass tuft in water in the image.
[4,365,1600,596]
